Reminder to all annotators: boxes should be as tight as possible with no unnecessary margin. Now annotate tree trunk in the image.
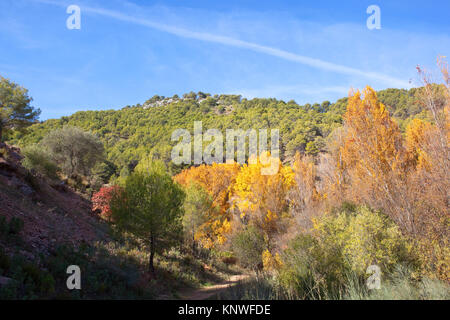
[149,234,155,274]
[69,152,75,177]
[0,123,3,142]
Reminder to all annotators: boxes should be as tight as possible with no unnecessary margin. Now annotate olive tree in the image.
[41,126,104,177]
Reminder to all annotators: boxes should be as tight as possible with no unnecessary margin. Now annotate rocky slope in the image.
[0,142,108,258]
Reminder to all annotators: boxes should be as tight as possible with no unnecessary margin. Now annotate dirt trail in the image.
[178,274,249,300]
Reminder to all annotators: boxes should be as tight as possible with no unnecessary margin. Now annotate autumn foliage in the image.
[175,162,240,248]
[92,186,123,221]
[337,87,407,211]
[230,153,295,251]
[90,59,449,285]
[321,62,449,281]
[277,60,449,282]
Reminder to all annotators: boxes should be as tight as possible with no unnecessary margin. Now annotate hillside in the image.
[9,88,426,176]
[0,142,107,255]
[0,142,242,299]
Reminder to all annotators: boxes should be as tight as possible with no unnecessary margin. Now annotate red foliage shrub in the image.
[92,186,122,221]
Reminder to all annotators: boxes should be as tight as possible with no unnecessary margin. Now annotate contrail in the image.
[35,0,410,88]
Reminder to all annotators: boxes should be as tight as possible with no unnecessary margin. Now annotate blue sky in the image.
[0,0,449,119]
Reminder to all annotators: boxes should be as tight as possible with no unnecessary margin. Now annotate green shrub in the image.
[231,226,265,271]
[0,247,11,274]
[22,144,59,180]
[0,242,154,300]
[345,265,450,300]
[24,171,40,192]
[278,205,418,299]
[279,234,338,299]
[313,205,415,276]
[0,147,7,158]
[0,281,19,299]
[22,263,43,285]
[0,216,7,235]
[38,273,56,294]
[220,265,450,300]
[0,216,24,244]
[8,217,24,235]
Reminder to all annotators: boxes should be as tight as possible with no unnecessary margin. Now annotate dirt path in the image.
[178,274,249,300]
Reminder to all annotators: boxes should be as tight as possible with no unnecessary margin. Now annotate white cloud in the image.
[33,0,411,88]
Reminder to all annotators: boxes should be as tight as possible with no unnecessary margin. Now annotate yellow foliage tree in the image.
[231,152,295,251]
[405,118,434,170]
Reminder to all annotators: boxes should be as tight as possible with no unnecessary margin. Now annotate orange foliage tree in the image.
[329,62,450,280]
[175,162,240,248]
[335,86,418,233]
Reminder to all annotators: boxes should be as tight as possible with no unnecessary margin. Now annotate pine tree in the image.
[0,76,40,141]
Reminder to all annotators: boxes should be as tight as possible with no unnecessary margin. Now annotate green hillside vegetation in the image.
[10,88,426,179]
